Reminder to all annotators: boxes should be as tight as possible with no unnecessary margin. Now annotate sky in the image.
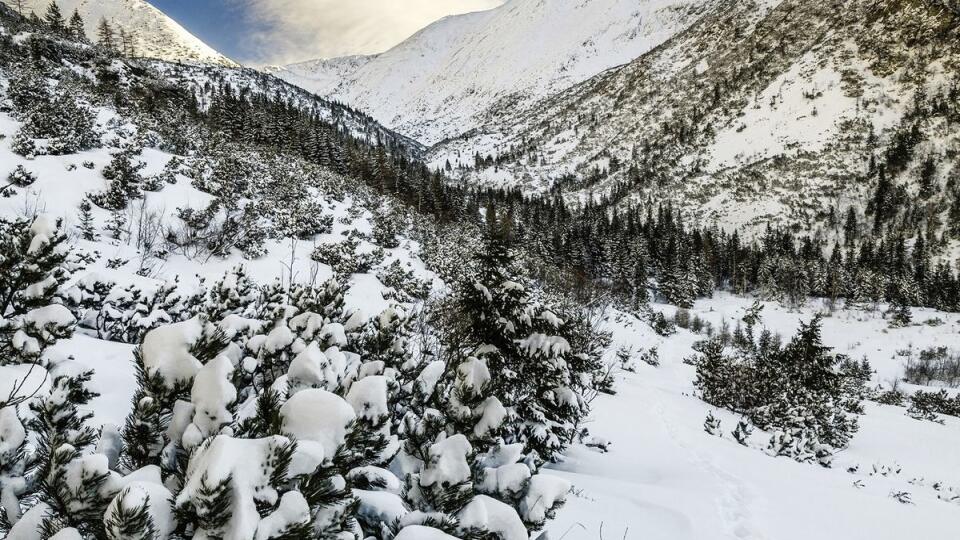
[151,0,504,66]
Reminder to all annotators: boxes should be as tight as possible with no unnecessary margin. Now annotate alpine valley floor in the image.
[542,296,960,540]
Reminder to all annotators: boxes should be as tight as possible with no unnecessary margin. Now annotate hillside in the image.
[269,0,717,146]
[433,0,960,244]
[1,0,237,65]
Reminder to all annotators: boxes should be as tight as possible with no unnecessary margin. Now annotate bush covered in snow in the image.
[2,223,600,538]
[7,67,99,157]
[693,316,867,454]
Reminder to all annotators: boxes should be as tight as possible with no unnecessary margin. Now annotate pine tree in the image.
[90,150,145,210]
[704,411,722,436]
[0,405,28,525]
[843,207,858,246]
[44,1,65,34]
[887,296,912,327]
[119,27,136,57]
[68,9,85,41]
[77,199,97,241]
[29,371,114,538]
[0,217,75,366]
[732,419,753,446]
[97,18,115,50]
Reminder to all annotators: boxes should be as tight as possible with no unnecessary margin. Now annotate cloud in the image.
[238,0,503,65]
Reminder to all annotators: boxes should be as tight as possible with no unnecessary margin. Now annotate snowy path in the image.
[544,300,960,540]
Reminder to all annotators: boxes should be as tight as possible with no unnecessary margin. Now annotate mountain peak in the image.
[2,0,237,66]
[270,0,716,146]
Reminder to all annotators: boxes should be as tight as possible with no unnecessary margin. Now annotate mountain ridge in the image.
[1,0,237,65]
[270,0,717,146]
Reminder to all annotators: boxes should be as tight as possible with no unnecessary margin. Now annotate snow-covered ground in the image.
[544,295,960,540]
[37,275,960,539]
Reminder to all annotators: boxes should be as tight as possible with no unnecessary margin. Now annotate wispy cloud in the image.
[237,0,503,66]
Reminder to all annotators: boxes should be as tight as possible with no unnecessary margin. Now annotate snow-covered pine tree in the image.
[372,205,403,249]
[704,411,722,436]
[0,216,76,367]
[91,150,146,211]
[202,265,260,322]
[77,200,97,241]
[450,207,583,461]
[887,296,912,327]
[732,419,753,446]
[119,317,229,475]
[26,368,114,538]
[6,165,36,188]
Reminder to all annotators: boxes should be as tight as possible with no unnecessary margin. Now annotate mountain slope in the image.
[269,0,718,146]
[2,0,236,65]
[432,0,960,243]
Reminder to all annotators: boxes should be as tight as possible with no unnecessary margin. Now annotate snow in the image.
[345,375,389,422]
[272,0,711,145]
[0,407,26,456]
[421,434,472,488]
[6,502,49,538]
[286,341,331,394]
[183,355,236,448]
[177,435,290,540]
[472,397,507,438]
[280,389,355,453]
[255,491,310,540]
[457,356,491,392]
[542,297,960,540]
[520,474,570,524]
[478,462,530,497]
[139,317,205,388]
[394,525,459,540]
[416,360,445,397]
[518,333,570,357]
[0,406,27,524]
[458,495,527,540]
[49,528,82,540]
[107,468,176,540]
[354,489,408,526]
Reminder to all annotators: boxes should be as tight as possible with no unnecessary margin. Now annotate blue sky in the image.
[151,1,259,62]
[149,0,502,66]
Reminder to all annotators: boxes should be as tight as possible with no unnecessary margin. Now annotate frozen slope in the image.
[270,0,717,145]
[1,0,236,65]
[546,298,960,540]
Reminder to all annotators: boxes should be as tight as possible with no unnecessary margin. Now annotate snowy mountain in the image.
[431,0,960,241]
[269,0,717,146]
[3,5,960,540]
[1,0,236,65]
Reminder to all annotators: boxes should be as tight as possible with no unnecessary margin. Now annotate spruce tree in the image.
[97,18,116,50]
[68,9,85,41]
[77,199,97,241]
[0,217,75,366]
[732,419,753,446]
[29,371,114,538]
[44,1,65,34]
